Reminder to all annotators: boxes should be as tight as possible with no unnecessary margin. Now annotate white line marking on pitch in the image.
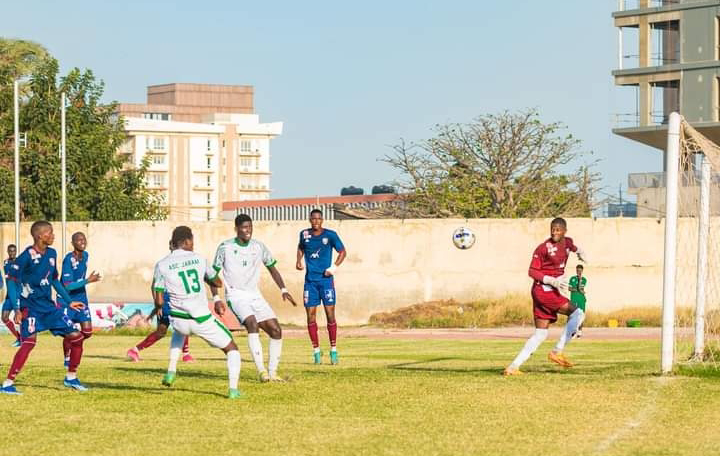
[593,376,675,455]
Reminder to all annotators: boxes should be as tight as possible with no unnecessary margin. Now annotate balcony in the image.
[239,168,271,175]
[617,0,680,12]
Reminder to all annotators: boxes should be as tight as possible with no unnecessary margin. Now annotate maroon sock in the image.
[307,322,319,348]
[135,332,161,351]
[67,334,84,373]
[3,319,20,341]
[327,322,338,347]
[182,336,190,354]
[63,337,71,359]
[7,338,36,381]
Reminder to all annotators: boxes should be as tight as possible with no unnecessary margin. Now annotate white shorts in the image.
[226,292,277,324]
[170,314,233,349]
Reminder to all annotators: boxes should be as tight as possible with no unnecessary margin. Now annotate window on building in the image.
[240,157,252,168]
[240,140,252,153]
[207,175,211,187]
[147,137,165,150]
[206,193,212,204]
[143,113,171,121]
[152,155,165,165]
[207,210,211,221]
[207,139,212,151]
[207,157,212,169]
[650,20,680,66]
[222,157,227,166]
[651,80,680,125]
[150,174,165,187]
[222,175,226,184]
[222,139,226,148]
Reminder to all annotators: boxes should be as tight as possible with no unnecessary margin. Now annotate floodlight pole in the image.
[61,92,67,255]
[14,81,20,248]
[661,112,681,374]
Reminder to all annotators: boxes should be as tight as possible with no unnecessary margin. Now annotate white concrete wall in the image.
[0,218,702,325]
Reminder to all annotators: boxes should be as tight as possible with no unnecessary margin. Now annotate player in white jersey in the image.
[209,214,297,383]
[153,226,243,399]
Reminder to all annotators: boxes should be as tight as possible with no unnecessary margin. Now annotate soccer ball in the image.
[452,227,475,250]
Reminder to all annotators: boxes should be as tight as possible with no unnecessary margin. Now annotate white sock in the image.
[65,372,77,381]
[331,346,337,352]
[555,309,585,352]
[226,350,241,390]
[313,347,321,354]
[2,380,12,388]
[268,338,282,376]
[509,329,549,369]
[168,331,184,373]
[247,333,266,372]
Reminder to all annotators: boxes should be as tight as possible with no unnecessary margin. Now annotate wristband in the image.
[213,295,222,303]
[281,287,288,294]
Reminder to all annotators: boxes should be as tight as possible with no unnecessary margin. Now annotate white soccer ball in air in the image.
[452,227,475,250]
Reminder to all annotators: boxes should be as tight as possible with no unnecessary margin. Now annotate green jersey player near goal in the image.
[152,226,243,399]
[568,264,587,338]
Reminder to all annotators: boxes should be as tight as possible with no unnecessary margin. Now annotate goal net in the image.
[663,113,720,373]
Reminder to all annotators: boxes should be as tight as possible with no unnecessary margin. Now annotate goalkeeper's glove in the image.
[543,275,569,292]
[576,248,588,264]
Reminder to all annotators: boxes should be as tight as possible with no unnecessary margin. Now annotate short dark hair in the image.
[234,214,252,226]
[30,220,52,237]
[71,232,85,242]
[310,209,323,217]
[7,244,15,250]
[550,217,567,228]
[171,226,193,246]
[576,264,584,270]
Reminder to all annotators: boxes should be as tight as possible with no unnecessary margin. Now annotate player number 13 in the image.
[178,269,201,293]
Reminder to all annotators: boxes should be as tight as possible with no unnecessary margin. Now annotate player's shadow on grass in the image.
[84,354,127,361]
[387,357,502,375]
[86,382,227,398]
[112,366,225,380]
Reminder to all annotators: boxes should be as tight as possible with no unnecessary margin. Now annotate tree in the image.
[0,55,165,221]
[382,109,598,218]
[0,38,49,84]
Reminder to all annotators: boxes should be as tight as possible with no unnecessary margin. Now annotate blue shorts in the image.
[64,304,92,324]
[157,301,171,327]
[21,307,77,338]
[303,278,336,307]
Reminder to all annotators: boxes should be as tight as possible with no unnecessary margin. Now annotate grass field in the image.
[1,332,719,456]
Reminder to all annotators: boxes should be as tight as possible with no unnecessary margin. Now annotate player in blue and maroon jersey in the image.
[504,217,587,376]
[1,221,88,395]
[58,232,101,367]
[296,209,346,365]
[1,244,20,346]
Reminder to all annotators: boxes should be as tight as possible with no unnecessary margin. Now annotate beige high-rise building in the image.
[117,83,282,221]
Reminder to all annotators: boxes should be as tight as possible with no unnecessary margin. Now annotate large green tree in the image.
[382,109,598,218]
[0,49,165,221]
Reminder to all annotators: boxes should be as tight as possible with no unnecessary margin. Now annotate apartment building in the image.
[613,0,720,215]
[117,84,282,221]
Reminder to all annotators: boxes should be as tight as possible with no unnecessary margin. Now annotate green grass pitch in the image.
[1,333,719,456]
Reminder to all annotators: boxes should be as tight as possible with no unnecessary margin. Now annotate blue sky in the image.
[4,0,659,202]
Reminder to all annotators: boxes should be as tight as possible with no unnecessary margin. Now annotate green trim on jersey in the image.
[169,310,212,323]
[234,238,250,247]
[153,287,165,293]
[215,319,232,338]
[265,259,277,268]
